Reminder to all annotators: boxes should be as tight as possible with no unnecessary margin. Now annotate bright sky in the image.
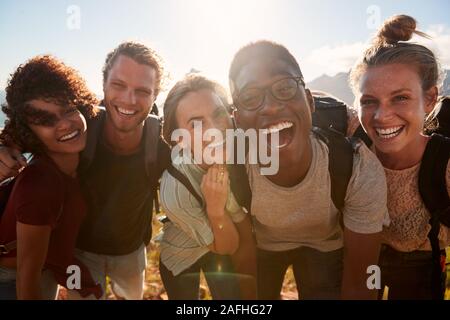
[1,0,449,103]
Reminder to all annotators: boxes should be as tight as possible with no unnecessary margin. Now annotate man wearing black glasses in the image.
[228,40,389,300]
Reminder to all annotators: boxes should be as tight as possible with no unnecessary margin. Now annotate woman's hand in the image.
[201,164,228,217]
[202,165,239,255]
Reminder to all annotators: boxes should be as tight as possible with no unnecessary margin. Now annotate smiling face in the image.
[357,63,436,164]
[103,55,157,133]
[175,89,232,167]
[26,99,87,156]
[233,58,314,171]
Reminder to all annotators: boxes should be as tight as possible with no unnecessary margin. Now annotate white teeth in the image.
[59,130,79,141]
[375,126,403,139]
[261,121,293,135]
[117,107,137,115]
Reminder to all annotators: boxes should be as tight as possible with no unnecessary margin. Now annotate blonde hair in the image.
[162,74,230,147]
[350,15,443,95]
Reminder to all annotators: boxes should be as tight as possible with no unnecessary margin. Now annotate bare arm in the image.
[201,165,239,255]
[16,222,51,300]
[231,214,257,299]
[341,228,381,300]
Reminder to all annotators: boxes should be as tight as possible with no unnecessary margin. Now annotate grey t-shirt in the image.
[248,133,389,252]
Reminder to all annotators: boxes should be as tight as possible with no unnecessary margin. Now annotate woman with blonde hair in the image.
[350,15,449,299]
[158,74,256,299]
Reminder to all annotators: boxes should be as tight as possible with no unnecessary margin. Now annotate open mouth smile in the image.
[375,125,405,140]
[58,130,81,142]
[261,121,295,149]
[116,105,138,116]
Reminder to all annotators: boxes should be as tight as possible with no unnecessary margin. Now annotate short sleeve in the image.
[343,142,390,234]
[160,171,214,247]
[11,163,64,227]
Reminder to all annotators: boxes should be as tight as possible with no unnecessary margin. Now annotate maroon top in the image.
[0,156,102,298]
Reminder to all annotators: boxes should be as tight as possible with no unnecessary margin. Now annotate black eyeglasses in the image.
[235,77,305,111]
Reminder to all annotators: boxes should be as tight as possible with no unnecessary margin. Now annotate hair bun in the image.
[377,15,417,44]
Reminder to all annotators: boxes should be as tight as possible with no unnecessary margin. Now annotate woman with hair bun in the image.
[350,15,449,299]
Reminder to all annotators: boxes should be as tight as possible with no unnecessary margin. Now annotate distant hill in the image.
[307,69,450,107]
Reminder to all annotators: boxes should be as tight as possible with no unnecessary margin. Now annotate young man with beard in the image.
[229,41,389,300]
[0,42,170,299]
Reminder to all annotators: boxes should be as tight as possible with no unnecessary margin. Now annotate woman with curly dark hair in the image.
[0,55,102,299]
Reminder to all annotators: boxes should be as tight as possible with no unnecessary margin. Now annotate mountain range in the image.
[307,69,450,106]
[1,69,449,126]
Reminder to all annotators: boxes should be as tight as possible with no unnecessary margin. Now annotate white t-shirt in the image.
[248,133,389,252]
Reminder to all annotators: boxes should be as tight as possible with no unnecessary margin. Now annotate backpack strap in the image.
[143,114,162,179]
[419,134,450,225]
[228,163,252,214]
[167,163,204,207]
[352,125,372,148]
[143,114,171,215]
[418,133,450,299]
[228,131,252,214]
[78,109,106,175]
[312,127,354,212]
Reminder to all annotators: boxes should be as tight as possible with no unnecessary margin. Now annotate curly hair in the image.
[0,55,99,154]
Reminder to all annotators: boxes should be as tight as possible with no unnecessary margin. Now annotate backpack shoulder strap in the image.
[143,114,170,214]
[227,130,252,214]
[167,163,204,207]
[312,127,354,212]
[418,133,450,300]
[144,114,162,179]
[419,133,450,222]
[352,125,372,148]
[79,109,106,174]
[228,163,252,214]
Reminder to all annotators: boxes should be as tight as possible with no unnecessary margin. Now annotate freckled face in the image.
[357,63,435,156]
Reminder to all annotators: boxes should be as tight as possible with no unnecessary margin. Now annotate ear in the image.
[305,88,315,114]
[424,86,438,114]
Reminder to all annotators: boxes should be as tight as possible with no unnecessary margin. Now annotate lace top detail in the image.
[382,160,450,252]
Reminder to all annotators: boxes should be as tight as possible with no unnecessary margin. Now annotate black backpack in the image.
[420,96,450,299]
